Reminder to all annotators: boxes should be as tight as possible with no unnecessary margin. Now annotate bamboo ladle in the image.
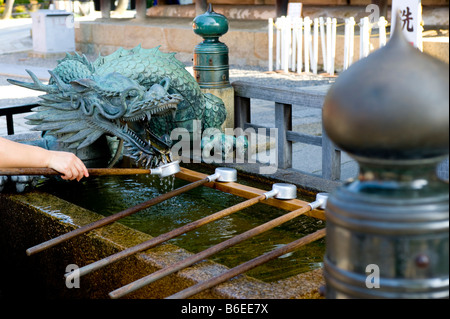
[0,160,181,178]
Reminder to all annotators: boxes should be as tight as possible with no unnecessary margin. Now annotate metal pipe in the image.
[108,193,328,299]
[25,166,234,256]
[69,183,296,278]
[167,228,326,299]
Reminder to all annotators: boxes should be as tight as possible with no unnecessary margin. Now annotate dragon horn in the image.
[57,52,72,64]
[160,77,171,91]
[7,69,51,92]
[48,70,71,91]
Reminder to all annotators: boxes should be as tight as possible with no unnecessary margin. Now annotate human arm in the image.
[0,137,89,181]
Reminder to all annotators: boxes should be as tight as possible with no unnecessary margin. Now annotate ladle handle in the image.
[0,168,153,176]
[109,203,315,299]
[167,228,326,299]
[25,177,209,256]
[73,194,267,278]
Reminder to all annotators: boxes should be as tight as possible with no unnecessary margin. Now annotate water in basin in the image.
[35,171,325,282]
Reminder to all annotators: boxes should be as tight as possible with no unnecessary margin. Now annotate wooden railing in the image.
[2,96,348,180]
[232,80,343,180]
[0,103,37,136]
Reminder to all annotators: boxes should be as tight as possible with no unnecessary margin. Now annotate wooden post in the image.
[275,102,292,169]
[100,0,111,19]
[321,128,341,181]
[135,0,147,20]
[234,96,250,130]
[195,0,208,16]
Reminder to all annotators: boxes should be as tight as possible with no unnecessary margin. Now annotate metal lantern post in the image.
[322,18,449,298]
[193,4,230,89]
[193,4,234,130]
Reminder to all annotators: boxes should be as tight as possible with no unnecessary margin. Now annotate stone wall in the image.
[75,16,448,69]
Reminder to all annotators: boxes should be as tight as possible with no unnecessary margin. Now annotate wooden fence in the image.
[268,15,391,74]
[233,80,344,180]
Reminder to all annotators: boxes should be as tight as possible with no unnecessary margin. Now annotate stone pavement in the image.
[0,18,33,55]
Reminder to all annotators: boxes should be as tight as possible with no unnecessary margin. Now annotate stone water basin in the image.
[0,164,326,299]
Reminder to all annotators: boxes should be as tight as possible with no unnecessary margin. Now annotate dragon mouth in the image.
[117,123,172,168]
[13,67,184,169]
[122,101,179,122]
[114,94,182,168]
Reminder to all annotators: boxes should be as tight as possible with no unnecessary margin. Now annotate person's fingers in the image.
[75,160,89,181]
[70,155,88,180]
[72,164,85,181]
[48,151,88,181]
[75,167,84,181]
[64,161,81,181]
[60,169,73,180]
[76,158,89,178]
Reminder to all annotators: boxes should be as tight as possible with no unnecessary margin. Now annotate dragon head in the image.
[8,71,183,168]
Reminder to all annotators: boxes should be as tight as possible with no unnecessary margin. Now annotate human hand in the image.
[47,151,89,181]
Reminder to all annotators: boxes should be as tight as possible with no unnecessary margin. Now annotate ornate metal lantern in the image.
[322,18,449,298]
[192,4,230,89]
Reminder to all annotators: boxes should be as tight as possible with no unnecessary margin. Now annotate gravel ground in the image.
[0,51,61,69]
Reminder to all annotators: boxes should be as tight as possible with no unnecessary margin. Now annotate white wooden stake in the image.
[378,16,387,48]
[326,17,332,74]
[283,16,291,73]
[296,18,303,73]
[268,18,274,71]
[359,18,364,59]
[344,18,349,71]
[319,17,327,72]
[304,17,311,73]
[287,16,292,71]
[291,18,297,72]
[330,18,337,75]
[348,17,355,67]
[312,18,319,74]
[360,17,370,59]
[276,18,281,70]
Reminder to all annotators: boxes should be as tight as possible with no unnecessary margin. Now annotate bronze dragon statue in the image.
[1,45,231,192]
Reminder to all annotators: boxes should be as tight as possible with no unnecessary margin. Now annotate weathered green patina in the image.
[7,45,228,169]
